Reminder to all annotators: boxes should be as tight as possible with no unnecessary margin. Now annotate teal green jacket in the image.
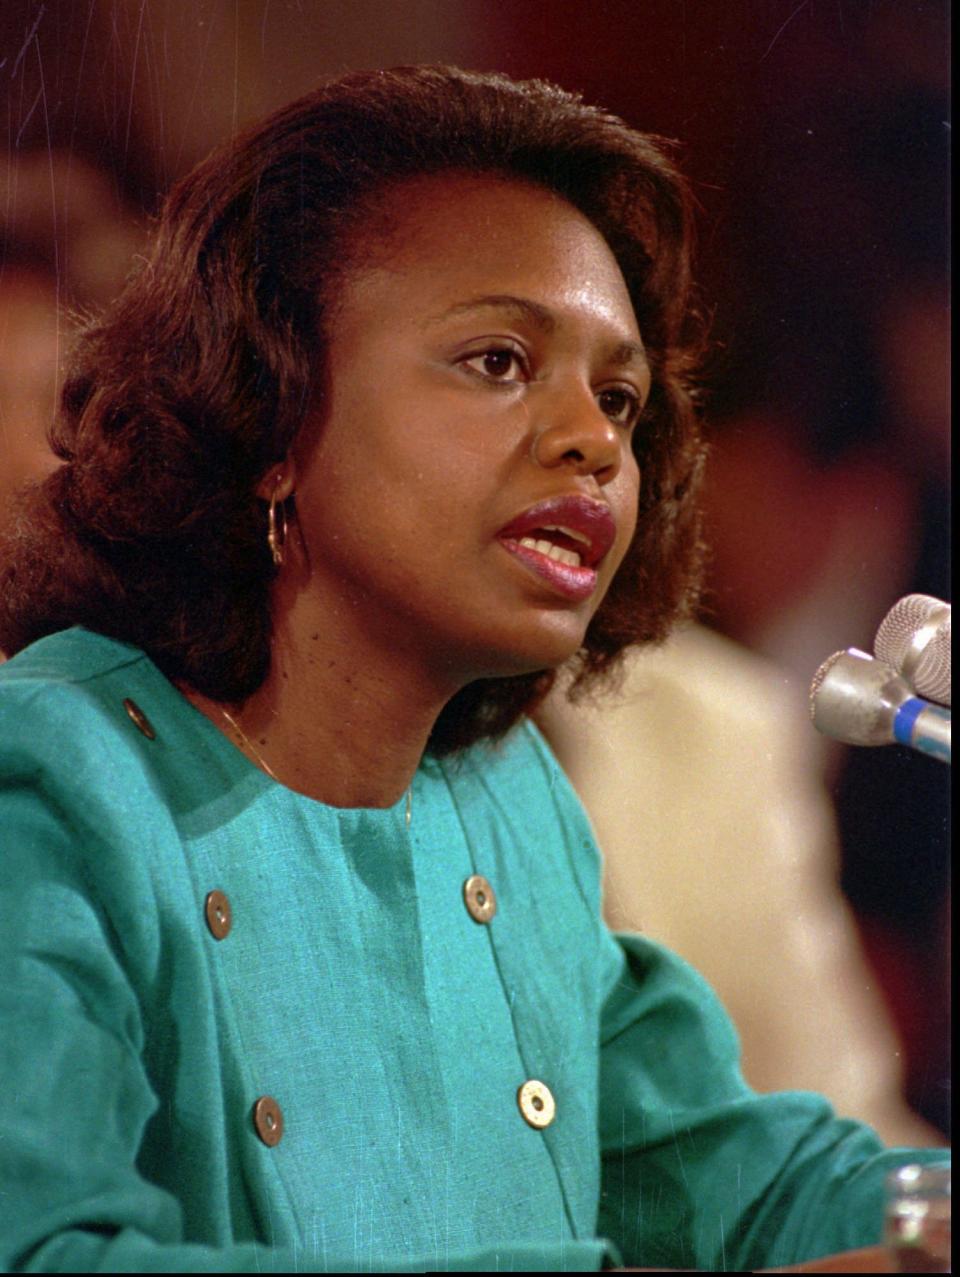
[0,629,942,1272]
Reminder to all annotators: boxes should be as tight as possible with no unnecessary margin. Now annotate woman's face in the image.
[292,171,648,686]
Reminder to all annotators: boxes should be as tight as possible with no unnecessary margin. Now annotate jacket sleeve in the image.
[596,929,948,1271]
[0,773,616,1274]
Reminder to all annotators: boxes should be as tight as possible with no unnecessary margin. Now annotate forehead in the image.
[337,171,640,339]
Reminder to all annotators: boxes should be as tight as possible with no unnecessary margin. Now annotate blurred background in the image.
[1,0,950,1137]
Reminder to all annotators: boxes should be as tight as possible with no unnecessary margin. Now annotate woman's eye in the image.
[597,386,642,427]
[462,347,526,381]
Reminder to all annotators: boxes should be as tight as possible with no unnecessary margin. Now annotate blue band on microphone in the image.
[893,698,926,747]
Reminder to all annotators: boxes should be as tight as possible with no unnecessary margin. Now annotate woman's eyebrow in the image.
[609,340,651,374]
[424,293,557,333]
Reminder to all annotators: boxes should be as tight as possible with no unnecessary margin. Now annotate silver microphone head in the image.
[809,648,913,746]
[875,594,951,708]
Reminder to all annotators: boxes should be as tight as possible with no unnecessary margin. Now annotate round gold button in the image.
[123,698,156,740]
[204,890,232,940]
[517,1079,556,1130]
[252,1095,284,1147]
[463,874,497,924]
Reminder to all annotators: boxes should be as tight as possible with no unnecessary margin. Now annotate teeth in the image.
[541,523,591,548]
[517,536,582,568]
[548,545,582,567]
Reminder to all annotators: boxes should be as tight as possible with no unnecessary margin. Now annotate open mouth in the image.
[512,524,592,569]
[496,496,617,603]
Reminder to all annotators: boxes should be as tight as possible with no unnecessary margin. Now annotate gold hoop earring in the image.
[267,482,288,567]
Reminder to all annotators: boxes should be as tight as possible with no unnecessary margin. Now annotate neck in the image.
[186,577,462,809]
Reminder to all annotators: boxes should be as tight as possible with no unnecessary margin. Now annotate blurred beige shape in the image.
[0,150,145,307]
[0,152,145,514]
[0,269,62,507]
[102,0,496,177]
[536,623,939,1146]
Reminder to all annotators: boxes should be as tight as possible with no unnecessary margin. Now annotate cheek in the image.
[301,395,493,558]
[612,454,641,554]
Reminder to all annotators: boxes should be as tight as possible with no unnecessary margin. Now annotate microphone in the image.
[874,594,951,708]
[809,648,951,765]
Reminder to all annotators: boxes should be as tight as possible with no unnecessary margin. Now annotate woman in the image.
[0,66,944,1272]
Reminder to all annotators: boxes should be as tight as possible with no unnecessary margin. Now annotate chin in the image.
[463,613,590,681]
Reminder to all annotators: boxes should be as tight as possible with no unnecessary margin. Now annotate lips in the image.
[497,494,617,567]
[496,494,617,602]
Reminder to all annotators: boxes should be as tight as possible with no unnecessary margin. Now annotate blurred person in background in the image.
[0,261,61,504]
[700,72,951,1139]
[1,151,143,512]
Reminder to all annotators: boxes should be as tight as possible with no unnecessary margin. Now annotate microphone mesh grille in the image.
[808,649,845,719]
[911,624,951,702]
[875,594,951,704]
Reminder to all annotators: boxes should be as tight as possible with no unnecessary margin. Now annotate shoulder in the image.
[0,632,170,861]
[0,626,150,690]
[472,714,582,785]
[449,715,595,826]
[0,629,256,965]
[0,627,239,835]
[0,628,158,784]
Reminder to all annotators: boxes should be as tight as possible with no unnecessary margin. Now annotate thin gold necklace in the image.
[217,706,281,782]
[215,703,412,825]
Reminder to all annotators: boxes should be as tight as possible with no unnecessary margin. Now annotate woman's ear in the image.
[255,462,297,503]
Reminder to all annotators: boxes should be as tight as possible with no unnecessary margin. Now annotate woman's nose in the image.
[530,385,622,485]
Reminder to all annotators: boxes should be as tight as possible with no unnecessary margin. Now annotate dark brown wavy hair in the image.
[0,65,706,754]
